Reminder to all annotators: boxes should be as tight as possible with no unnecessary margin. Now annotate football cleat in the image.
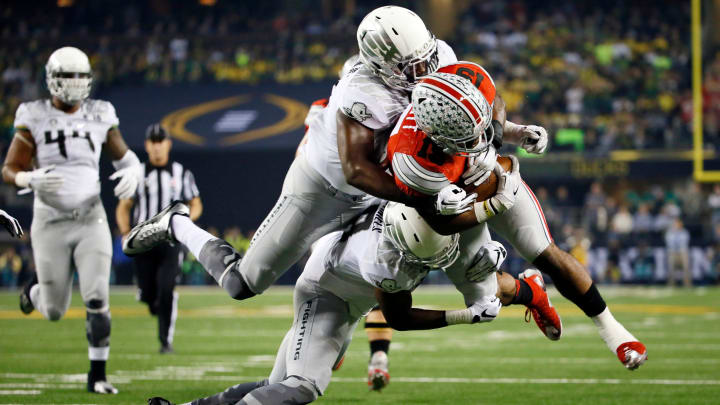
[520,269,562,340]
[19,273,37,315]
[617,341,647,370]
[367,351,390,392]
[332,355,345,371]
[88,380,118,394]
[123,201,189,256]
[148,397,174,405]
[159,343,174,354]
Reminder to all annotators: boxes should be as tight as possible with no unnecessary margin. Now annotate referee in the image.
[116,124,202,353]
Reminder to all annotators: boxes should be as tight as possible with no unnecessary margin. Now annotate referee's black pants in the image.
[134,243,183,347]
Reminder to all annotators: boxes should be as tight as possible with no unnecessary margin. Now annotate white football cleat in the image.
[123,201,189,256]
[367,351,390,392]
[89,380,118,394]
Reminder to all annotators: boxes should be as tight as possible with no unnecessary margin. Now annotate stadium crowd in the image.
[0,0,717,288]
[0,0,714,152]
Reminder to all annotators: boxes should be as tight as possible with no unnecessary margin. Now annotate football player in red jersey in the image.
[384,62,647,371]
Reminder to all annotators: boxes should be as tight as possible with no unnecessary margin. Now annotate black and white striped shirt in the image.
[132,161,200,225]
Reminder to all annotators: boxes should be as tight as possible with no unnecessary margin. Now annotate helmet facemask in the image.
[412,72,494,157]
[47,71,92,105]
[45,47,93,105]
[357,6,440,92]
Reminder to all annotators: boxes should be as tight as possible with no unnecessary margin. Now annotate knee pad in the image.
[243,376,319,404]
[223,269,256,301]
[86,299,111,347]
[198,239,242,281]
[46,307,65,322]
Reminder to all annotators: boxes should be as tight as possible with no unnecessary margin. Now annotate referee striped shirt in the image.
[132,161,200,226]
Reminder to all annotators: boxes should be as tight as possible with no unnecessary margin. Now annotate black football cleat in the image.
[123,201,189,256]
[19,273,37,315]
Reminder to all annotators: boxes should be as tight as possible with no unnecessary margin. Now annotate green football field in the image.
[1,285,719,405]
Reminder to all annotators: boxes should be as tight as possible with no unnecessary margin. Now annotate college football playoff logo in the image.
[343,102,372,122]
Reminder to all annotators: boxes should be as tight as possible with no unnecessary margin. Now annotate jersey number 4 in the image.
[44,130,95,159]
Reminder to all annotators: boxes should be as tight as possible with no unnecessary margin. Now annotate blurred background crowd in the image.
[0,0,718,288]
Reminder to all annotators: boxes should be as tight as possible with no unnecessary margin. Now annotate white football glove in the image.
[0,209,22,238]
[473,155,521,223]
[109,163,142,200]
[461,147,497,186]
[518,125,548,154]
[432,184,477,215]
[468,295,502,323]
[466,241,507,282]
[14,165,64,193]
[491,155,521,210]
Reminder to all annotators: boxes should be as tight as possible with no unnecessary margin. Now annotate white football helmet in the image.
[382,202,459,269]
[339,54,360,78]
[46,47,92,105]
[412,72,493,156]
[357,6,438,91]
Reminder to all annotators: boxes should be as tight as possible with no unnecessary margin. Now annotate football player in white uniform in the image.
[2,47,143,394]
[122,6,471,302]
[147,201,548,405]
[124,5,542,299]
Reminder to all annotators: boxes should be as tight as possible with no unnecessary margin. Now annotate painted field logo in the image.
[161,94,308,147]
[213,110,259,132]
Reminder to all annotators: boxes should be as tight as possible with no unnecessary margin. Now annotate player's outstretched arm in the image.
[375,288,500,331]
[337,111,421,207]
[104,128,143,200]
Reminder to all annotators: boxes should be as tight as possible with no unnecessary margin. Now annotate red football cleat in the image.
[367,351,390,391]
[616,341,647,370]
[520,269,562,340]
[332,355,345,371]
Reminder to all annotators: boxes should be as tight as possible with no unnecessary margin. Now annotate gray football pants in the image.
[184,276,359,405]
[239,154,374,294]
[30,200,112,321]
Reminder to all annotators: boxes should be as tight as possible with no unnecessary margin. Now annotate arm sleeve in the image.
[391,152,451,195]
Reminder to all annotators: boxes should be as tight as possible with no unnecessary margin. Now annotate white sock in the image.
[29,284,40,308]
[88,346,110,361]
[591,307,637,353]
[171,216,216,259]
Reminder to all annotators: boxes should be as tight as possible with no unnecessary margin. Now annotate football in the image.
[464,155,513,200]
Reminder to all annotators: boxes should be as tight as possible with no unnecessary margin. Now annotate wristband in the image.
[15,171,31,188]
[445,308,472,325]
[473,198,498,224]
[491,119,504,149]
[112,149,140,170]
